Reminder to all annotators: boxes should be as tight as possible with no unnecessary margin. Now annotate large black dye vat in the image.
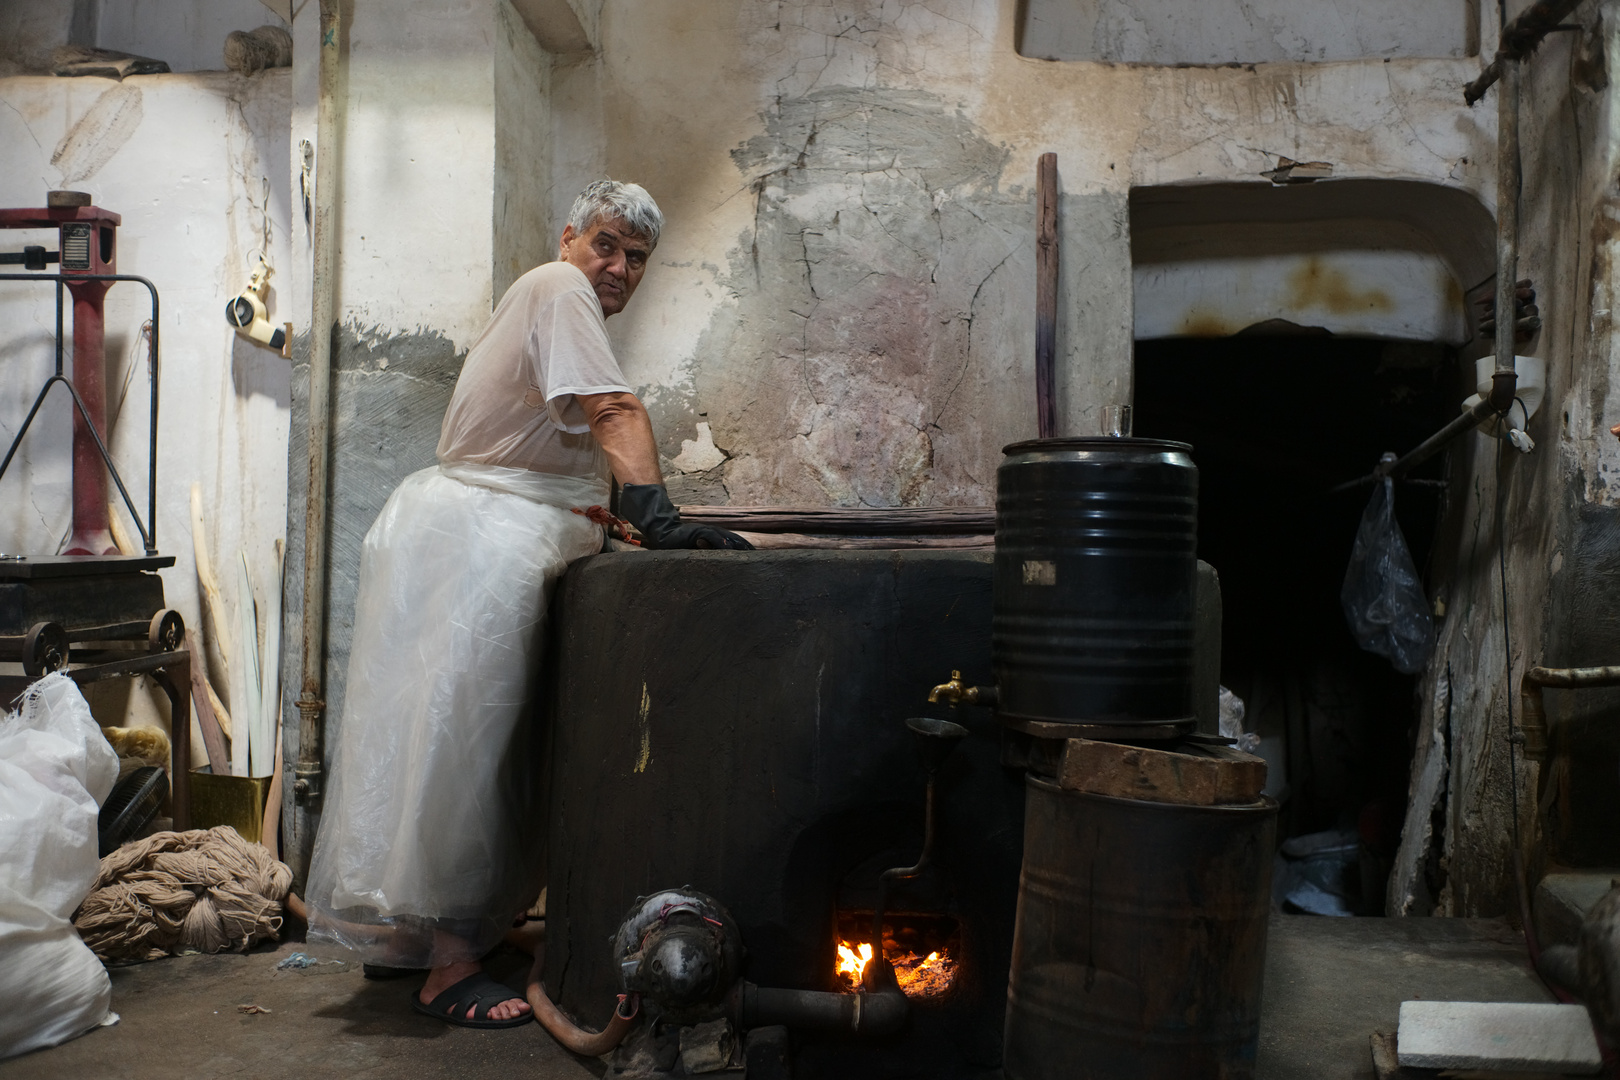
[994,437,1199,736]
[543,549,1021,1079]
[1004,777,1276,1080]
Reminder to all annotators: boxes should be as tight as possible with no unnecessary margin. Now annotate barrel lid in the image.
[1002,436,1193,456]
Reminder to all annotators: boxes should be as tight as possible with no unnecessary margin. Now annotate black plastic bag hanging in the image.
[1341,478,1434,675]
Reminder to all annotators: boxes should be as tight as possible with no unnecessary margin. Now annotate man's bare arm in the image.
[578,391,662,486]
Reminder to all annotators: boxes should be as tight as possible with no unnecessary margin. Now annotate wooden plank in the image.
[678,505,994,536]
[1036,151,1059,439]
[1057,736,1267,806]
[186,629,229,774]
[733,532,994,550]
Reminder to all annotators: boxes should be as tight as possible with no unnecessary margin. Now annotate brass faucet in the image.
[928,669,993,707]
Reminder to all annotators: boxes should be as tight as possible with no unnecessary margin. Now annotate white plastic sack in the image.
[0,674,118,1060]
[306,463,606,969]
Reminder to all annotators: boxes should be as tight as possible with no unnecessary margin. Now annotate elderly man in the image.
[305,181,748,1027]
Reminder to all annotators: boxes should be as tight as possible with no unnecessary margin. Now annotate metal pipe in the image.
[292,0,342,885]
[1491,58,1522,413]
[872,774,938,951]
[1518,665,1620,762]
[1330,397,1500,493]
[1464,0,1585,105]
[524,953,640,1056]
[735,981,910,1037]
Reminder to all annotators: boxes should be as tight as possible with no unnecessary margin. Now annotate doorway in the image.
[1134,333,1461,913]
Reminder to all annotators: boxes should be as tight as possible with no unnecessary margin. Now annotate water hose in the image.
[525,951,640,1056]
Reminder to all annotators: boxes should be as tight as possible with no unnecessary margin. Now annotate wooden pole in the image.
[1036,152,1059,439]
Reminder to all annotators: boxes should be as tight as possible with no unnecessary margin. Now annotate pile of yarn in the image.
[73,826,292,963]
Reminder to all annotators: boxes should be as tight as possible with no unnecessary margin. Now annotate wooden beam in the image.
[1036,152,1059,439]
[1058,737,1267,807]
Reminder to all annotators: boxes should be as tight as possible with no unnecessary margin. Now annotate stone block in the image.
[1396,1000,1602,1074]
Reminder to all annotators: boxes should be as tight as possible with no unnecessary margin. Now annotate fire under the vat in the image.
[834,911,961,998]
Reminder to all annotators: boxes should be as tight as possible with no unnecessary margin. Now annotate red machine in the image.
[0,190,153,555]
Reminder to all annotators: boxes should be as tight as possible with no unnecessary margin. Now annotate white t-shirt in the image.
[436,261,631,480]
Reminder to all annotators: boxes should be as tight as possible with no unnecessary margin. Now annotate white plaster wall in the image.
[1019,0,1475,64]
[494,0,554,299]
[311,0,499,347]
[0,71,293,754]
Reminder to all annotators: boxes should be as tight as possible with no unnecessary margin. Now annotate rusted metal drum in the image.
[993,437,1198,735]
[1004,776,1276,1080]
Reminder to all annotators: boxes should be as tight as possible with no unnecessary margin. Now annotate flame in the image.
[835,939,956,997]
[836,941,874,985]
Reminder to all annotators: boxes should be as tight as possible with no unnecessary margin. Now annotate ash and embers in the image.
[835,939,957,998]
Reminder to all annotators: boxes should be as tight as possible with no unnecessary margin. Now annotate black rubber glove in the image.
[620,484,754,550]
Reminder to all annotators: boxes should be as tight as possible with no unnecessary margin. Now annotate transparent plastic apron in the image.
[305,463,607,967]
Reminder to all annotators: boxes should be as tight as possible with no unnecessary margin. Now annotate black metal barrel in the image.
[1004,777,1276,1080]
[993,437,1198,734]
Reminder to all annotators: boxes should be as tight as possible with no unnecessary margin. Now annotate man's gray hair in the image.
[567,180,663,248]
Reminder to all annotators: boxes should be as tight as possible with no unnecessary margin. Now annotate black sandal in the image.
[411,971,532,1029]
[363,963,425,981]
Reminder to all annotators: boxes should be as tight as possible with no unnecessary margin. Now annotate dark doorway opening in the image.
[1134,334,1461,914]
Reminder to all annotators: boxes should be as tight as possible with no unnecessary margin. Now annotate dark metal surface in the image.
[0,567,167,636]
[993,437,1200,732]
[1004,777,1276,1080]
[616,889,744,1018]
[546,549,1020,1078]
[0,554,175,579]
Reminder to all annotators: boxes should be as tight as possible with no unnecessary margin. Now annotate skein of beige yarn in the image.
[73,826,292,963]
[223,25,293,75]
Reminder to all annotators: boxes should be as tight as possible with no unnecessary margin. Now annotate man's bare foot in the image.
[419,960,531,1022]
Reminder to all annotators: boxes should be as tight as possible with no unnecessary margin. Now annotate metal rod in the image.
[872,774,938,951]
[1491,59,1522,412]
[293,0,344,884]
[1518,664,1620,761]
[146,293,160,555]
[0,378,61,484]
[1329,397,1499,494]
[1464,0,1584,105]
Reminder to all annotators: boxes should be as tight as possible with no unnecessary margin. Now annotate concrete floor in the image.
[2,915,1551,1080]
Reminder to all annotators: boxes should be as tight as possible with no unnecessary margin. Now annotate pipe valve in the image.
[927,669,997,708]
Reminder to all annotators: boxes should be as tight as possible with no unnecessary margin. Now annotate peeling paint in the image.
[688,85,1027,506]
[51,83,142,185]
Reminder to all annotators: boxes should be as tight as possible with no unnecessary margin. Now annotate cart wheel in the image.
[23,622,68,676]
[148,609,184,653]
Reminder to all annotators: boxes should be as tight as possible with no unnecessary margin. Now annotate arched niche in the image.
[1130,180,1497,347]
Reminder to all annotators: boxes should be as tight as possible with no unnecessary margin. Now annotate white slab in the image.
[1397,1000,1603,1074]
